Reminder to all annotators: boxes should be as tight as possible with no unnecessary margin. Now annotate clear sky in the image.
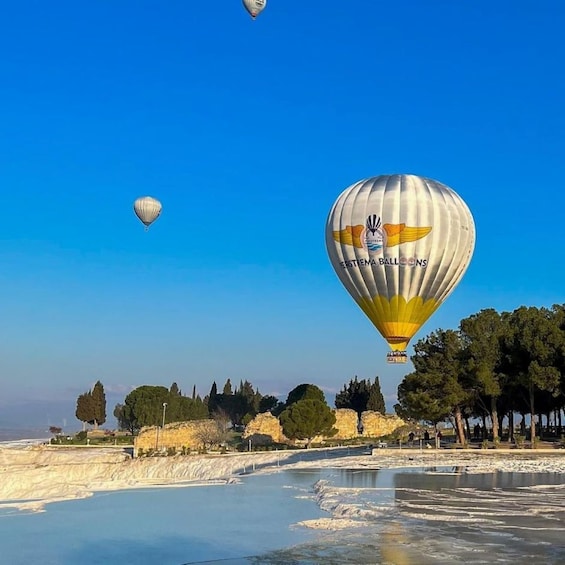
[1,1,564,429]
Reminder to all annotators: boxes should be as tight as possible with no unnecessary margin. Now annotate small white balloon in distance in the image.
[133,196,162,231]
[242,0,266,20]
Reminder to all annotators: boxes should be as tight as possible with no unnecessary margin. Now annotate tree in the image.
[459,309,506,441]
[193,421,228,450]
[208,382,219,414]
[502,306,562,443]
[280,399,337,447]
[212,408,232,434]
[396,329,470,444]
[259,395,279,413]
[123,385,169,432]
[223,379,233,395]
[49,426,62,437]
[76,392,95,430]
[176,395,209,421]
[335,376,365,414]
[367,377,386,413]
[335,377,385,415]
[389,302,565,445]
[90,381,106,429]
[113,403,132,433]
[286,384,325,407]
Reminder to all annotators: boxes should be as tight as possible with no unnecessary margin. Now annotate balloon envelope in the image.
[325,174,475,354]
[242,0,266,19]
[133,196,162,229]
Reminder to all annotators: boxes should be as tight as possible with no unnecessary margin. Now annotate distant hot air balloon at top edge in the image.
[133,196,162,231]
[242,0,266,19]
[325,174,475,364]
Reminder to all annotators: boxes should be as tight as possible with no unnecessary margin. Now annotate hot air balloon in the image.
[325,174,475,364]
[242,0,266,20]
[133,196,162,231]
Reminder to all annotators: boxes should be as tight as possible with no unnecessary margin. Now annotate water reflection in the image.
[285,467,565,563]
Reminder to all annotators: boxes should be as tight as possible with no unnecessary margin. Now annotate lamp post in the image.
[160,402,168,452]
[156,402,168,452]
[162,402,168,429]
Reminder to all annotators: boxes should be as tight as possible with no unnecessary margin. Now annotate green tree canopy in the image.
[258,395,279,413]
[396,329,470,443]
[367,377,386,413]
[76,392,95,430]
[335,377,385,415]
[286,384,325,407]
[123,385,170,432]
[502,306,562,442]
[90,380,106,429]
[279,399,337,446]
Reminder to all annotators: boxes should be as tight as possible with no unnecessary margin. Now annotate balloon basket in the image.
[387,351,408,364]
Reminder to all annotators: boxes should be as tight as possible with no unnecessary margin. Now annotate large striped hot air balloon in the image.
[133,196,162,231]
[325,174,475,364]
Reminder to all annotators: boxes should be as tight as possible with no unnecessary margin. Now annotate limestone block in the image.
[332,408,360,440]
[134,420,219,453]
[242,412,287,444]
[360,411,405,438]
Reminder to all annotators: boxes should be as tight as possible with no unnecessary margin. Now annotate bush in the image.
[75,431,87,442]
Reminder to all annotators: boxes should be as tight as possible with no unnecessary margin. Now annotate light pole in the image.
[156,402,168,452]
[160,402,168,452]
[162,402,168,429]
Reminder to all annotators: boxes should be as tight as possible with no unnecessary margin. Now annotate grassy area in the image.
[49,431,134,446]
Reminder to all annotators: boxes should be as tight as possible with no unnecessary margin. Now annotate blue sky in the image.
[1,1,564,430]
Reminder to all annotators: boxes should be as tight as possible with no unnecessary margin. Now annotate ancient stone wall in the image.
[242,412,287,444]
[134,420,218,454]
[360,411,405,438]
[243,409,361,445]
[332,408,359,440]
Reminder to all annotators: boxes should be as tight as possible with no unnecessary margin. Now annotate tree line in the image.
[76,376,387,446]
[395,305,565,445]
[76,305,565,448]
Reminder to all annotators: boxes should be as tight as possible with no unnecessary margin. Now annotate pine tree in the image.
[223,379,233,395]
[208,382,218,414]
[367,377,386,414]
[335,376,370,416]
[90,381,106,429]
[76,392,95,431]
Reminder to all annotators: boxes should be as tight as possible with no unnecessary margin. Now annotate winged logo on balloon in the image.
[332,215,432,252]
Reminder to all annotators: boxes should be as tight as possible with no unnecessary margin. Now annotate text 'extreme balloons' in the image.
[242,0,266,19]
[133,196,162,230]
[325,174,475,361]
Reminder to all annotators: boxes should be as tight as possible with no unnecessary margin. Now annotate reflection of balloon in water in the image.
[325,174,475,364]
[242,0,267,19]
[133,196,162,230]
